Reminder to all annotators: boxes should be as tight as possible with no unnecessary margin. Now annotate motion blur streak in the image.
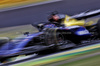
[13,43,100,66]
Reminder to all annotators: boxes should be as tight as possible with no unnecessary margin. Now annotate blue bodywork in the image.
[75,27,91,36]
[0,32,43,56]
[0,24,91,57]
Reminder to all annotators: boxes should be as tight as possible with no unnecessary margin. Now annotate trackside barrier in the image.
[12,43,100,66]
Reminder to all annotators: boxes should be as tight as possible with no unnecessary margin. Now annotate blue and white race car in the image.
[1,9,100,63]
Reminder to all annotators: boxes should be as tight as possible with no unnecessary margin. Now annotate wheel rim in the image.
[56,32,65,45]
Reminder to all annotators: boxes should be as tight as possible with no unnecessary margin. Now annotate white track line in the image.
[0,0,62,12]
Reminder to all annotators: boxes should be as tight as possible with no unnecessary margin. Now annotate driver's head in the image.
[52,15,60,21]
[48,13,65,23]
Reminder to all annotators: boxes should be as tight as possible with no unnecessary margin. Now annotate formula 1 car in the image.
[35,9,100,48]
[37,9,100,40]
[0,9,100,63]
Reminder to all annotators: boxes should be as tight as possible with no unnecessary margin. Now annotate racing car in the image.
[36,10,100,42]
[0,9,100,63]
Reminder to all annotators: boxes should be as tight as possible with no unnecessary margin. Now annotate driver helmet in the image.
[48,14,65,23]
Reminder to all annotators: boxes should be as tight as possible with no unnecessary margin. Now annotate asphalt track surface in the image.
[0,0,100,28]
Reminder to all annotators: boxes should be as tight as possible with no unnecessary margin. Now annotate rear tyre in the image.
[96,19,100,38]
[44,29,61,51]
[54,31,66,50]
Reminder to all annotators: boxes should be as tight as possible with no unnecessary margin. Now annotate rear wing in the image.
[71,9,100,19]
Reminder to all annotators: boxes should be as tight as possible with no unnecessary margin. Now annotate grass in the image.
[56,49,100,66]
[0,0,49,9]
[0,24,38,39]
[61,55,100,66]
[45,48,100,66]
